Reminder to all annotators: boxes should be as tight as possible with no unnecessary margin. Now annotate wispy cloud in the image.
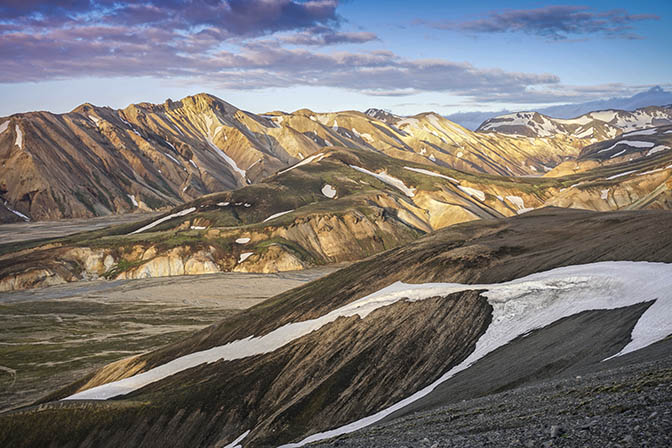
[278,26,378,46]
[422,6,659,40]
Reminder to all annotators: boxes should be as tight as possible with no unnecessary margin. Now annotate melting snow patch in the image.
[129,207,196,234]
[217,202,230,207]
[244,203,252,208]
[403,166,459,184]
[278,153,325,175]
[647,145,669,157]
[263,209,294,223]
[456,151,464,158]
[164,152,180,165]
[0,120,10,134]
[624,128,657,137]
[322,184,337,198]
[505,195,525,210]
[14,125,23,149]
[598,140,655,154]
[63,262,672,408]
[458,186,486,201]
[4,201,30,221]
[127,194,138,207]
[238,252,253,263]
[190,226,206,230]
[189,160,198,169]
[279,261,672,447]
[222,430,250,448]
[89,115,100,125]
[610,149,627,159]
[236,238,250,244]
[428,154,436,162]
[350,165,416,197]
[606,170,637,180]
[601,189,609,200]
[207,138,247,180]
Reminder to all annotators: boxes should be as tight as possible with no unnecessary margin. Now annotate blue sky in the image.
[1,0,670,116]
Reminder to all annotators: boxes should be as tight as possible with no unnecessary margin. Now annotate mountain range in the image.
[1,93,598,223]
[446,86,672,130]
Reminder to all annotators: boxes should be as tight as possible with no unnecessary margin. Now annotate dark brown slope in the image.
[1,208,672,448]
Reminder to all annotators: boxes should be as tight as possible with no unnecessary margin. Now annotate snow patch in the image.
[277,153,325,175]
[189,159,198,169]
[217,202,230,207]
[647,145,669,157]
[88,115,100,125]
[263,209,294,223]
[322,184,337,198]
[349,165,416,197]
[601,189,609,200]
[0,120,10,134]
[3,201,30,221]
[164,152,180,165]
[623,128,657,137]
[129,207,196,234]
[190,226,206,230]
[606,170,637,180]
[14,125,23,149]
[458,186,486,201]
[127,194,138,207]
[206,138,246,180]
[235,238,250,244]
[238,252,253,263]
[598,140,655,154]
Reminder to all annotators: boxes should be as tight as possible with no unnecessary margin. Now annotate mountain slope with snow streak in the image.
[2,95,603,223]
[2,208,672,448]
[4,143,672,291]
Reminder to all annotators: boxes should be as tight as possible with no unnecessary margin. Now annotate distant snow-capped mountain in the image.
[447,86,672,130]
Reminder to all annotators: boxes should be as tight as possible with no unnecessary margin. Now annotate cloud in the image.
[0,0,340,36]
[278,26,378,46]
[423,6,659,40]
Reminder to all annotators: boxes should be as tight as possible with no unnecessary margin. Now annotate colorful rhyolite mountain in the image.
[0,94,606,223]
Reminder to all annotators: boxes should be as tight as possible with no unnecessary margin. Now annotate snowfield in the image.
[64,262,672,448]
[281,261,672,447]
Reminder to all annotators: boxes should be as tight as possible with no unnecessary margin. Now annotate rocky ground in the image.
[311,341,672,448]
[0,267,337,412]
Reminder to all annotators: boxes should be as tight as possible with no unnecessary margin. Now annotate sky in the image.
[0,0,670,117]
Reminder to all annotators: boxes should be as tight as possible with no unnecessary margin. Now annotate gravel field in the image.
[312,341,672,448]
